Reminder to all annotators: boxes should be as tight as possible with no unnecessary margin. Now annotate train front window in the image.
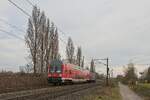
[50,60,62,73]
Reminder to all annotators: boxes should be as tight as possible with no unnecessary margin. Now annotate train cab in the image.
[47,60,63,84]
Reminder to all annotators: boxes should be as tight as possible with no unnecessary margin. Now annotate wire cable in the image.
[7,0,79,48]
[24,0,34,6]
[0,29,24,41]
[8,0,31,17]
[0,18,25,33]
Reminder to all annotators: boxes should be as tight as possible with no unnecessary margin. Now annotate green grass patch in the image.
[132,83,150,100]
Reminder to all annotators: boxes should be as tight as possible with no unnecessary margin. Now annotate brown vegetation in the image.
[0,73,48,93]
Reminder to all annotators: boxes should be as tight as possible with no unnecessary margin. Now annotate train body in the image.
[47,60,96,84]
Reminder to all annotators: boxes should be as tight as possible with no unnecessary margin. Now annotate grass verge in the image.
[132,83,150,100]
[83,80,122,100]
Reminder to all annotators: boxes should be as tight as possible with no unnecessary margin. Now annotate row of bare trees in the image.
[25,6,59,74]
[117,63,150,84]
[66,37,85,68]
[66,37,94,71]
[25,6,86,74]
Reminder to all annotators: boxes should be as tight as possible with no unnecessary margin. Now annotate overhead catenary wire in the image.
[6,0,85,67]
[0,29,24,41]
[8,0,83,53]
[7,0,80,60]
[8,0,31,17]
[7,0,68,46]
[24,0,34,6]
[18,0,78,47]
[0,18,26,33]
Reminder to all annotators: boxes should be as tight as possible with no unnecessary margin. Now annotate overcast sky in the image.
[0,0,150,75]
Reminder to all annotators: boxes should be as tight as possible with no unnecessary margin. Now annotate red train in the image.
[47,60,96,84]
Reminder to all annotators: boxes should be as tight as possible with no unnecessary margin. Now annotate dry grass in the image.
[82,86,121,100]
[82,79,122,100]
[0,73,48,93]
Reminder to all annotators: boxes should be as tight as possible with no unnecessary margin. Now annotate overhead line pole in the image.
[94,58,109,86]
[106,58,109,86]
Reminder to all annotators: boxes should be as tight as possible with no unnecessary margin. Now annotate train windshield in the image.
[50,60,62,73]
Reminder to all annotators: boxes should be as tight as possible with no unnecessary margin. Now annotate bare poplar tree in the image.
[81,56,84,68]
[53,28,59,59]
[49,23,55,60]
[25,4,62,74]
[44,19,52,73]
[66,37,74,63]
[42,21,59,73]
[25,6,57,73]
[90,59,95,72]
[76,46,82,66]
[38,11,47,73]
[25,6,41,74]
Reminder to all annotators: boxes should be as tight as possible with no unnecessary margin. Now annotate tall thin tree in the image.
[39,11,46,73]
[90,59,95,72]
[81,56,84,68]
[53,28,59,59]
[26,6,56,73]
[66,37,74,63]
[44,19,53,73]
[49,23,55,60]
[76,46,82,66]
[25,6,41,74]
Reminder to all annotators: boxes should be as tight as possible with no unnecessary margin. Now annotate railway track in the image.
[0,81,102,100]
[31,82,101,100]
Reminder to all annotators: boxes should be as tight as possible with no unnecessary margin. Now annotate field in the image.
[132,83,150,100]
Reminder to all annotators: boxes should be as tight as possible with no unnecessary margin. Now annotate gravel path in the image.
[119,82,143,100]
